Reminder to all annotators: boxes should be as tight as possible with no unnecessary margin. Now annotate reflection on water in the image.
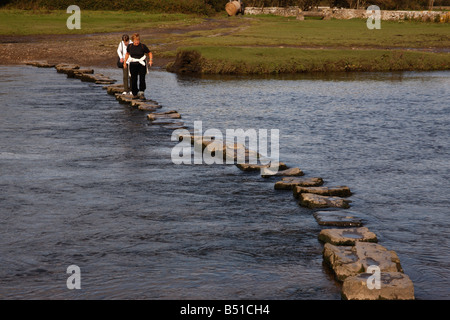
[0,66,449,299]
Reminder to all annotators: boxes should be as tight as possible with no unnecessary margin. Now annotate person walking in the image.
[123,33,153,100]
[117,34,131,95]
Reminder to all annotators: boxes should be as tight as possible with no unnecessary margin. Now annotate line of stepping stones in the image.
[26,61,415,300]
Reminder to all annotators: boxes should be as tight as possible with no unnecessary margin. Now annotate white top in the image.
[117,41,128,59]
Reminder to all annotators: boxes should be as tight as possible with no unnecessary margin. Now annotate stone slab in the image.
[55,64,79,73]
[319,227,377,246]
[149,119,184,126]
[299,193,351,209]
[261,167,304,178]
[293,186,352,198]
[342,272,414,300]
[236,162,288,172]
[67,69,94,78]
[147,112,181,121]
[106,86,125,95]
[138,104,160,111]
[204,142,261,162]
[313,211,363,227]
[323,242,403,281]
[275,177,324,190]
[26,61,56,68]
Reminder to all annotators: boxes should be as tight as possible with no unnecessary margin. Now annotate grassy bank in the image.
[1,10,449,73]
[166,15,450,73]
[168,46,450,74]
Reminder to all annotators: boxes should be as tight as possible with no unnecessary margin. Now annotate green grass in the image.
[183,15,450,49]
[0,9,201,35]
[170,46,450,74]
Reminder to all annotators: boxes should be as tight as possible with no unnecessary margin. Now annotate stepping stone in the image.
[78,73,98,82]
[138,104,160,111]
[177,135,216,145]
[26,61,56,68]
[67,68,94,78]
[275,177,324,190]
[318,227,377,246]
[149,119,184,126]
[147,112,181,121]
[55,64,80,73]
[261,167,304,178]
[236,162,288,172]
[106,86,124,95]
[115,93,133,104]
[313,211,363,227]
[95,79,116,85]
[131,99,160,108]
[228,147,261,163]
[298,193,351,209]
[293,186,352,198]
[103,83,124,89]
[322,242,403,281]
[203,142,260,162]
[342,272,414,300]
[79,73,116,84]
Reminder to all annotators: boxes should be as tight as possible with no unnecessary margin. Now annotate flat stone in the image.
[147,112,181,121]
[342,272,414,300]
[78,73,98,82]
[275,177,324,190]
[130,99,160,108]
[26,61,56,68]
[319,227,377,246]
[177,135,219,153]
[203,142,261,162]
[261,167,304,178]
[55,64,79,73]
[293,186,352,198]
[66,68,94,78]
[313,211,363,227]
[138,104,160,111]
[78,73,116,84]
[115,94,133,104]
[149,119,184,126]
[95,79,116,84]
[106,86,124,95]
[323,242,403,281]
[236,162,288,172]
[103,83,124,89]
[299,193,351,209]
[153,110,177,115]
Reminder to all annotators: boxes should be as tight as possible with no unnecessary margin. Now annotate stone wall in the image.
[322,8,450,22]
[243,6,300,17]
[244,7,450,22]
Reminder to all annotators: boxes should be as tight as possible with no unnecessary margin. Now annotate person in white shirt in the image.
[117,34,131,94]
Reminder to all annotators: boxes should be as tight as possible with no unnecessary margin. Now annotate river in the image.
[0,66,448,299]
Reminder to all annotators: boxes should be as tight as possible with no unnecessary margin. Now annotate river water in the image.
[0,66,448,300]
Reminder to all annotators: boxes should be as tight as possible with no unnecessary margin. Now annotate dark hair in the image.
[122,34,129,41]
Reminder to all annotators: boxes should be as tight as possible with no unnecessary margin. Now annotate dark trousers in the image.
[129,62,146,96]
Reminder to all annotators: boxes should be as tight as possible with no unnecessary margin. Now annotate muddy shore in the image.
[0,19,240,69]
